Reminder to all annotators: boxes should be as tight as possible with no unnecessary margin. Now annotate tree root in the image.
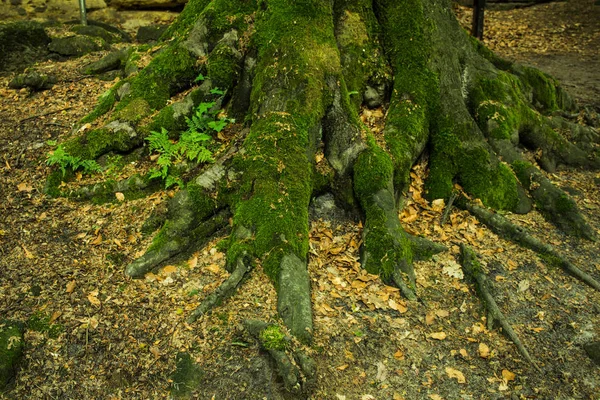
[243,319,315,394]
[463,200,600,291]
[459,244,539,370]
[188,254,252,323]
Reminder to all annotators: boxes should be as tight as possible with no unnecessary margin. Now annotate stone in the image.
[81,47,132,74]
[0,20,50,71]
[48,35,107,56]
[583,341,600,365]
[136,24,168,43]
[71,24,121,44]
[8,72,56,91]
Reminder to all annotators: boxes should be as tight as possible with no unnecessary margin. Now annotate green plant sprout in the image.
[46,144,102,176]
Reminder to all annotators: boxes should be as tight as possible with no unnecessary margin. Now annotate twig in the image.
[440,191,457,226]
[19,107,72,124]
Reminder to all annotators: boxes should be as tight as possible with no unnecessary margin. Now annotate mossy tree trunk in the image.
[46,0,599,371]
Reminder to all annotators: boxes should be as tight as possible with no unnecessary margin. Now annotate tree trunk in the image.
[44,0,599,393]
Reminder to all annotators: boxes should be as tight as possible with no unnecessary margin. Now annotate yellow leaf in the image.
[188,255,198,269]
[113,238,122,248]
[336,364,349,371]
[429,395,443,400]
[435,309,449,318]
[506,259,518,271]
[429,331,447,340]
[49,311,62,323]
[394,349,404,360]
[205,263,221,274]
[88,292,101,307]
[459,348,468,358]
[22,245,34,259]
[91,235,103,245]
[478,342,490,358]
[17,182,33,192]
[150,346,161,358]
[389,299,407,313]
[502,369,516,382]
[445,367,466,383]
[115,192,125,201]
[162,265,177,275]
[66,280,76,293]
[89,316,99,329]
[425,312,435,325]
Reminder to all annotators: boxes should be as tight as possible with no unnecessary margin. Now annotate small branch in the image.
[459,244,539,371]
[19,107,72,124]
[440,191,457,226]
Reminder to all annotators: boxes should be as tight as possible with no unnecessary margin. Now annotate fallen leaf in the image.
[502,369,516,382]
[518,280,530,292]
[205,263,221,274]
[442,260,464,279]
[89,316,99,329]
[115,192,125,201]
[91,235,103,245]
[435,309,450,318]
[389,299,407,313]
[429,331,447,340]
[429,395,443,400]
[425,312,435,325]
[22,245,34,259]
[459,348,468,358]
[17,182,33,192]
[478,342,490,358]
[150,346,161,358]
[394,349,404,360]
[162,265,177,275]
[49,311,62,323]
[66,280,76,293]
[445,367,466,383]
[188,255,198,269]
[88,291,101,307]
[336,364,349,371]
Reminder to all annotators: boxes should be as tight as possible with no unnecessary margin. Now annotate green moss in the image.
[80,86,118,124]
[426,119,519,211]
[260,325,287,351]
[116,45,198,113]
[63,127,137,161]
[113,98,151,124]
[206,42,240,89]
[519,66,559,113]
[353,142,393,199]
[0,320,24,390]
[27,312,63,339]
[170,352,203,398]
[554,192,576,213]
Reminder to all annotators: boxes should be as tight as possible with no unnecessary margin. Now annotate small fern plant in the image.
[46,144,102,176]
[145,97,234,188]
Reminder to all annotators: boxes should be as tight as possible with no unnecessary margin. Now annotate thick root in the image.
[459,244,539,370]
[463,199,600,291]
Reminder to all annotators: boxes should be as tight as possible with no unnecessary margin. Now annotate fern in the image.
[46,145,101,176]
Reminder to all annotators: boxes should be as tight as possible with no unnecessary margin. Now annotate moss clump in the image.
[170,352,203,398]
[426,119,520,211]
[112,98,151,124]
[63,127,138,161]
[260,325,287,351]
[206,41,240,89]
[80,86,118,124]
[519,66,559,113]
[27,312,63,339]
[469,35,513,71]
[0,320,24,390]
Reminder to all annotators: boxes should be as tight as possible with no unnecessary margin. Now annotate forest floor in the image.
[1,1,599,399]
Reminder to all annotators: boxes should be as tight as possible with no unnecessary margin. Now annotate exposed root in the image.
[187,254,252,323]
[459,244,539,370]
[244,319,315,394]
[463,200,600,291]
[125,204,229,278]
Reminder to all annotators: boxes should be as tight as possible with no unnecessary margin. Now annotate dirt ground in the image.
[1,1,599,399]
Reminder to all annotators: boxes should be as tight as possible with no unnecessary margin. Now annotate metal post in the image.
[472,0,486,40]
[79,0,88,26]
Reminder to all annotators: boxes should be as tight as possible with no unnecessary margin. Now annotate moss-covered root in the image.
[0,320,24,391]
[125,187,227,278]
[244,319,316,394]
[463,200,600,291]
[511,159,596,241]
[353,144,416,300]
[459,244,539,370]
[407,234,447,261]
[188,254,252,323]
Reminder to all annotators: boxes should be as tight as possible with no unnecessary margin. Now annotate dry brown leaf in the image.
[66,280,76,293]
[188,255,198,269]
[429,331,447,340]
[22,245,34,259]
[394,349,404,360]
[91,235,103,245]
[435,309,449,318]
[88,291,101,307]
[425,312,435,325]
[478,342,490,358]
[115,192,125,201]
[49,311,62,323]
[89,316,99,329]
[389,299,407,313]
[17,182,33,192]
[150,346,161,358]
[162,265,177,275]
[445,367,466,383]
[205,263,221,274]
[502,369,516,382]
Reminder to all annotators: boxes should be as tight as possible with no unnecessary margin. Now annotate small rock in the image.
[9,72,56,91]
[136,25,168,43]
[583,341,600,365]
[48,35,107,57]
[364,85,384,109]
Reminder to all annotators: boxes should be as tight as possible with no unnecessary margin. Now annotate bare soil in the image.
[1,2,599,399]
